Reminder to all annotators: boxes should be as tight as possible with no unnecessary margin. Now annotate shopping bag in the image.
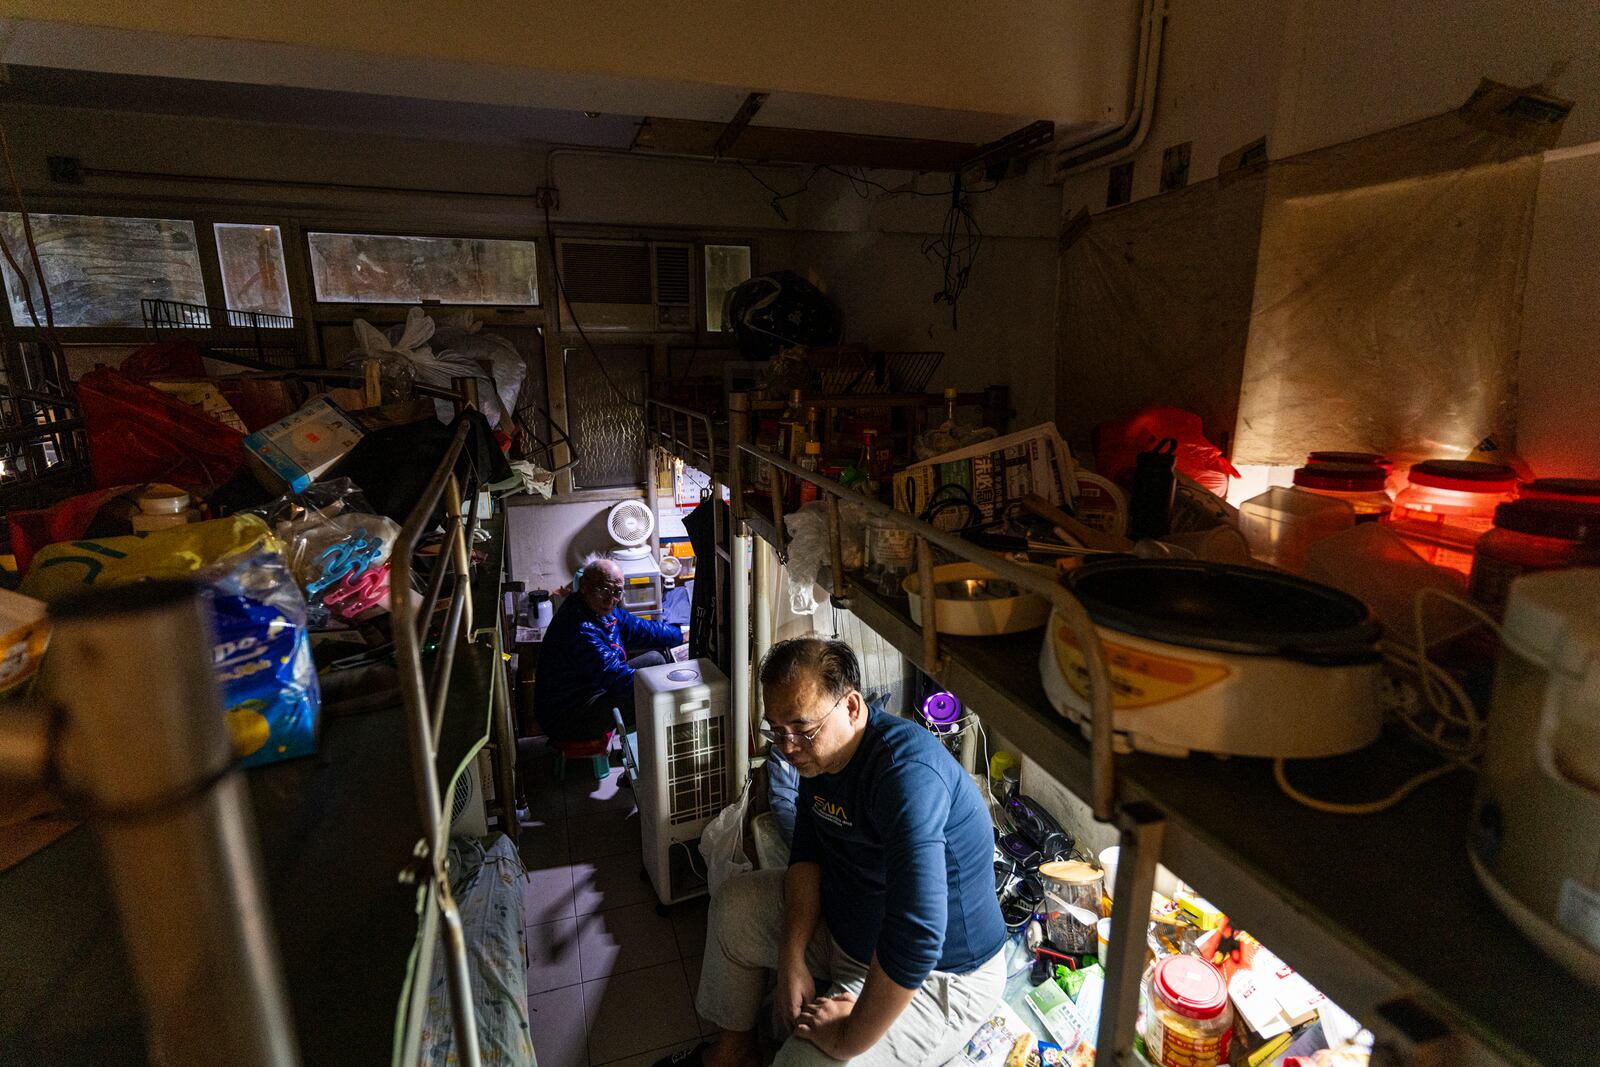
[699,776,753,896]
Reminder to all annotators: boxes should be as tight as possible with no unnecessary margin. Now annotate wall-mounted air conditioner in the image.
[555,238,694,332]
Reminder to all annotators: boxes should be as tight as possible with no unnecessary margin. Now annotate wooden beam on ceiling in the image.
[634,117,976,172]
[714,92,768,158]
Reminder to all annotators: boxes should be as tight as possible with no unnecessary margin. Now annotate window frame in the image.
[701,240,754,334]
[303,227,543,311]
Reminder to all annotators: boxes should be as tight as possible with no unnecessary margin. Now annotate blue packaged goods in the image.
[203,550,321,767]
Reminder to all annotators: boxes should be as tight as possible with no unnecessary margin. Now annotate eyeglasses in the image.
[759,693,846,747]
[592,582,623,596]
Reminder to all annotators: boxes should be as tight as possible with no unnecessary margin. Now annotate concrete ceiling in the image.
[0,10,1139,155]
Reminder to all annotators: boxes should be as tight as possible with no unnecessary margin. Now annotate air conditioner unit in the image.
[449,752,490,838]
[556,238,694,332]
[635,658,729,905]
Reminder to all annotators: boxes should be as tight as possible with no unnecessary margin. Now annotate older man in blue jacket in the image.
[533,556,683,742]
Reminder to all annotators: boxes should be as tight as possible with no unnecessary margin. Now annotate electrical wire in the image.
[922,173,984,330]
[1272,587,1541,816]
[540,202,645,411]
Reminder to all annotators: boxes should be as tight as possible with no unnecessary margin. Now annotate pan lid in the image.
[1065,558,1381,663]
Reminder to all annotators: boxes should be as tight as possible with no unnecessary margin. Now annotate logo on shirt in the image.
[812,796,852,828]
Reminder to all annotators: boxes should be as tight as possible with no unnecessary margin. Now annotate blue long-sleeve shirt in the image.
[533,593,681,730]
[790,706,1006,988]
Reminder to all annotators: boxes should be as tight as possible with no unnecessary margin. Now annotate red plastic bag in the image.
[118,338,207,380]
[1096,407,1240,497]
[6,484,136,575]
[77,368,245,491]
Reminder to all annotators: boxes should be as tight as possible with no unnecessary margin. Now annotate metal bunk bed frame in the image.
[0,382,500,1067]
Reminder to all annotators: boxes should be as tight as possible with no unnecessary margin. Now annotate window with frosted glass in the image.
[215,224,293,317]
[308,232,538,305]
[704,244,752,331]
[0,213,205,327]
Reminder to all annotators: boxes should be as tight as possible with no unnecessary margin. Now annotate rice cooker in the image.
[1469,569,1600,990]
[1040,559,1384,758]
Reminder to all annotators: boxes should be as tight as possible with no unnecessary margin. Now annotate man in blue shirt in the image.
[532,556,683,742]
[668,637,1007,1067]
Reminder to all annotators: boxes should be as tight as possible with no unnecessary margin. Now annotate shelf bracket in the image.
[1098,802,1167,1065]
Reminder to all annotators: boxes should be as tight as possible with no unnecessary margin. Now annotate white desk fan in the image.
[607,500,664,617]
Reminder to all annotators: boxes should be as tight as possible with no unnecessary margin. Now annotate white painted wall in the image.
[1517,142,1600,477]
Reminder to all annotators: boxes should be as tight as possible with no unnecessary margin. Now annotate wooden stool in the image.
[552,732,613,781]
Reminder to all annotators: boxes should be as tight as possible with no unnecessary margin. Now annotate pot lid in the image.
[1407,459,1517,493]
[1152,955,1229,1019]
[1294,463,1387,492]
[1492,500,1600,542]
[1065,559,1382,661]
[1521,478,1600,501]
[1307,450,1390,468]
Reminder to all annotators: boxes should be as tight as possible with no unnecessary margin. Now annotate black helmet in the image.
[724,271,843,360]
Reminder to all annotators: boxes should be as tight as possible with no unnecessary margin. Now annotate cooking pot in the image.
[1040,558,1383,758]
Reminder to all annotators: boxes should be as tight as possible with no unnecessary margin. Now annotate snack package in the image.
[202,550,321,768]
[0,589,51,698]
[19,515,278,602]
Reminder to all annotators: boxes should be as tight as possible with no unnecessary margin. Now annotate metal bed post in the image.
[0,583,300,1067]
[727,392,753,795]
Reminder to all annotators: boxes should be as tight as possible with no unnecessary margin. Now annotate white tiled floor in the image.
[521,759,712,1067]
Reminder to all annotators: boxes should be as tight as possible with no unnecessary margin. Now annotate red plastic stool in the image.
[552,732,613,781]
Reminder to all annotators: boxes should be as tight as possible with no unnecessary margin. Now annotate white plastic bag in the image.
[346,307,507,426]
[699,777,753,896]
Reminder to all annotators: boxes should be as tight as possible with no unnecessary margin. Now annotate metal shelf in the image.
[842,582,1594,1067]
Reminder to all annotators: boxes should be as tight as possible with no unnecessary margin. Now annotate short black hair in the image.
[758,637,861,702]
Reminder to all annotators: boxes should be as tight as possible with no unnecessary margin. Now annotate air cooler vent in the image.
[667,717,726,825]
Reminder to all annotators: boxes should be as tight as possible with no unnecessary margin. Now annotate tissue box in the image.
[244,396,364,494]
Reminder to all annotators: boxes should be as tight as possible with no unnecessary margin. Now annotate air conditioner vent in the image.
[653,244,692,306]
[559,241,651,304]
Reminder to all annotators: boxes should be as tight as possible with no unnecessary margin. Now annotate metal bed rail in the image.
[389,407,487,1067]
[645,397,717,480]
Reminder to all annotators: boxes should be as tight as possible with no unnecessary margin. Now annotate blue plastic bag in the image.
[203,550,321,768]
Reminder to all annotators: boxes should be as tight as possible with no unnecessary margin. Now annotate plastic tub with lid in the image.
[1292,462,1392,521]
[1237,485,1355,573]
[1142,955,1233,1066]
[1386,459,1518,574]
[1468,500,1600,618]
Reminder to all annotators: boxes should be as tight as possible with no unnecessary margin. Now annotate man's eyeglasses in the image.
[759,693,846,747]
[592,582,623,596]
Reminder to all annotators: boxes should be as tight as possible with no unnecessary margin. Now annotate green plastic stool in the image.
[552,732,613,781]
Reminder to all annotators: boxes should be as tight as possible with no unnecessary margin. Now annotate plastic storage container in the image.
[131,483,202,532]
[1468,500,1600,618]
[1238,486,1356,573]
[1292,463,1392,521]
[1141,955,1234,1067]
[1387,460,1518,575]
[1520,478,1600,503]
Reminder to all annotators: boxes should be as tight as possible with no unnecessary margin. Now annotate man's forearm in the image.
[838,957,919,1057]
[780,861,822,971]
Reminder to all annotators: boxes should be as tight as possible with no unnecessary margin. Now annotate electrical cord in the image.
[923,173,984,330]
[1273,587,1542,816]
[540,202,645,411]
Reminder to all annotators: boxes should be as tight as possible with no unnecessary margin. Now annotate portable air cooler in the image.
[634,658,729,906]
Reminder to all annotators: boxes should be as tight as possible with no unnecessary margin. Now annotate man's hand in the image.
[793,993,858,1059]
[775,963,816,1030]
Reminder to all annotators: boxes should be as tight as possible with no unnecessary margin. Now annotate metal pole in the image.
[444,474,474,638]
[826,494,849,609]
[490,628,520,835]
[752,538,774,724]
[645,446,662,575]
[729,526,752,798]
[728,391,750,522]
[43,582,300,1067]
[1098,803,1166,1063]
[916,536,941,677]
